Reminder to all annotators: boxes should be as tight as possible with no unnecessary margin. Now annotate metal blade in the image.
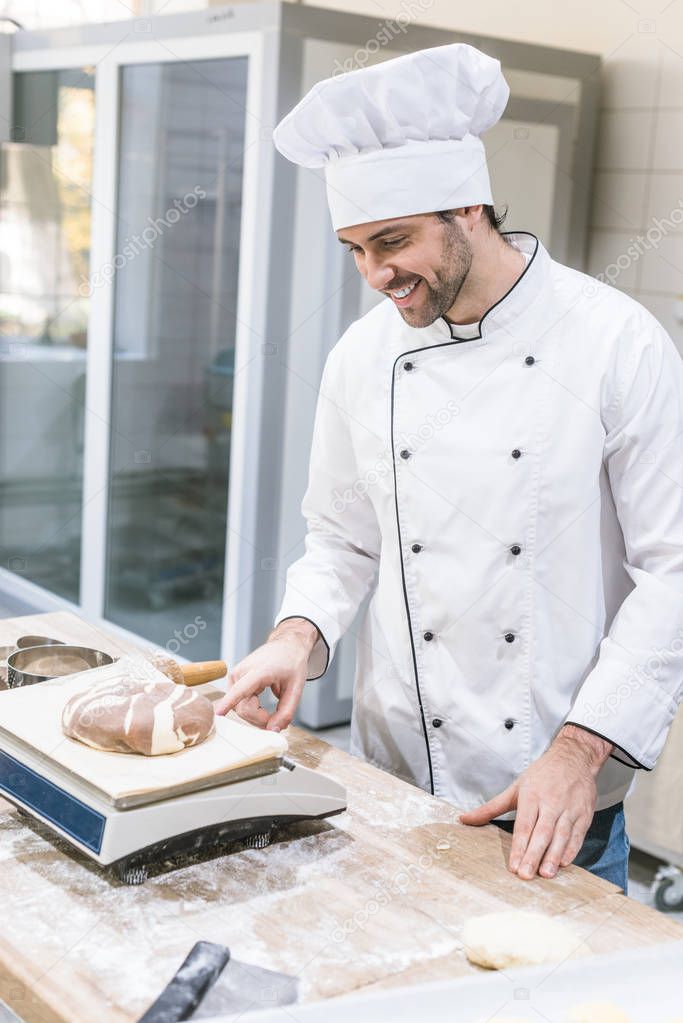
[191,957,299,1018]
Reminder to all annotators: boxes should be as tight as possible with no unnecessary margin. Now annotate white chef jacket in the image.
[274,232,683,816]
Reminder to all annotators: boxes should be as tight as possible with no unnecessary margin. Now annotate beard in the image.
[396,218,473,329]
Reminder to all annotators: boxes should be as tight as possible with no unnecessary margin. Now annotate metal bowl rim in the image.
[7,644,115,674]
[14,635,66,650]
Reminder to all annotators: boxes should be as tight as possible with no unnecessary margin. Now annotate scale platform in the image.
[0,659,347,883]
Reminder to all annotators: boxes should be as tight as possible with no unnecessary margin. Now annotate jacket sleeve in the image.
[565,316,683,769]
[273,341,382,680]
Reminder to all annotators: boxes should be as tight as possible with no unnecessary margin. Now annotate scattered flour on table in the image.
[347,785,454,828]
[0,799,526,1011]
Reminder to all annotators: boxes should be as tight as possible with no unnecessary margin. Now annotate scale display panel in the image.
[0,749,105,853]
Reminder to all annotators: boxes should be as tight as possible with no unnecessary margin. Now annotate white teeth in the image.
[392,280,418,299]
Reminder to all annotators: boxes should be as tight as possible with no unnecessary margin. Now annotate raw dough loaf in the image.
[462,910,583,970]
[62,677,215,755]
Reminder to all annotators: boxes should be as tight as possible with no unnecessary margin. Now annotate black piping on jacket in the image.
[389,233,540,796]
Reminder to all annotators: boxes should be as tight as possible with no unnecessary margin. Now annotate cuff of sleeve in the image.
[563,721,650,770]
[566,658,679,771]
[272,614,331,681]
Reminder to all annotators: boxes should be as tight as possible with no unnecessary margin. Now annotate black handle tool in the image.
[137,941,231,1023]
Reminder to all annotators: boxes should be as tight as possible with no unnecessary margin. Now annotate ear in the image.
[464,204,485,222]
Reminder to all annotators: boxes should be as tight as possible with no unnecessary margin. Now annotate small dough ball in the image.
[462,910,582,970]
[566,1005,631,1023]
[62,677,215,755]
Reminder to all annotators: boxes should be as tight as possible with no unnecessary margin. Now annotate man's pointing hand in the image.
[214,619,319,732]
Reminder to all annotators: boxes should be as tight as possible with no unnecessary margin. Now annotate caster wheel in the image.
[654,877,683,913]
[116,862,148,885]
[245,831,272,850]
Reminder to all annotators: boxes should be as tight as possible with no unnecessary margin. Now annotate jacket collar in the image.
[409,231,550,345]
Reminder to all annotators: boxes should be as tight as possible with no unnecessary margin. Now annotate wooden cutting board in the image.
[0,655,288,804]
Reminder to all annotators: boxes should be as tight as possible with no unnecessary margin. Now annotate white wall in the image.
[587,36,683,353]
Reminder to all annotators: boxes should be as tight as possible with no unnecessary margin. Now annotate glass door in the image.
[0,68,95,602]
[104,56,248,660]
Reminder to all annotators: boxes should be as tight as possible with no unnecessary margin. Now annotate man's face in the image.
[337,212,473,328]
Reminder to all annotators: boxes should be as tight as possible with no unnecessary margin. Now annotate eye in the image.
[384,237,406,248]
[345,245,361,254]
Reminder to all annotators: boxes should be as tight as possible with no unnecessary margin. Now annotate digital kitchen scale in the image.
[0,661,347,884]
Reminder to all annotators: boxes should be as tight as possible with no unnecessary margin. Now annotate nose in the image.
[363,253,395,292]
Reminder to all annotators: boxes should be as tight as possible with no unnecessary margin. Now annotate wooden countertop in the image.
[0,612,679,1023]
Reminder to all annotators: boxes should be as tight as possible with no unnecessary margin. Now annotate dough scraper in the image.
[137,941,298,1022]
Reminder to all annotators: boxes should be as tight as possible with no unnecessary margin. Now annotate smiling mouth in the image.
[388,279,419,299]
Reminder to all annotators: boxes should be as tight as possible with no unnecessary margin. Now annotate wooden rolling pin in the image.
[146,653,228,687]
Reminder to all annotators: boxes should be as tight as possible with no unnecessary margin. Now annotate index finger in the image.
[214,670,267,716]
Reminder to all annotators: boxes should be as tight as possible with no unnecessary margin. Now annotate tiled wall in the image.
[587,39,683,356]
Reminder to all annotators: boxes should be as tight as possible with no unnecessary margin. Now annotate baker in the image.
[216,43,683,889]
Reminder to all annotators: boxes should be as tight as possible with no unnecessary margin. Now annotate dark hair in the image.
[435,204,508,232]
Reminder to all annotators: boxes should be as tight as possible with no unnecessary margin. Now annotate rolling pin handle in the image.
[180,660,228,686]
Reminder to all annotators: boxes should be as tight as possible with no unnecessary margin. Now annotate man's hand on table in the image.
[213,618,318,732]
[459,725,613,880]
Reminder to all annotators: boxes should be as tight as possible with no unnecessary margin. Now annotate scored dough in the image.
[462,910,584,970]
[62,676,215,755]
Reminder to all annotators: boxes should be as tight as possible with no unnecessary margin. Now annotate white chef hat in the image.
[272,43,509,231]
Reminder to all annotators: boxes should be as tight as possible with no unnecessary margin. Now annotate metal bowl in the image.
[15,635,65,650]
[7,644,115,689]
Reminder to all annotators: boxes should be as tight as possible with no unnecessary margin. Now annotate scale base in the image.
[0,745,347,883]
[112,809,342,884]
